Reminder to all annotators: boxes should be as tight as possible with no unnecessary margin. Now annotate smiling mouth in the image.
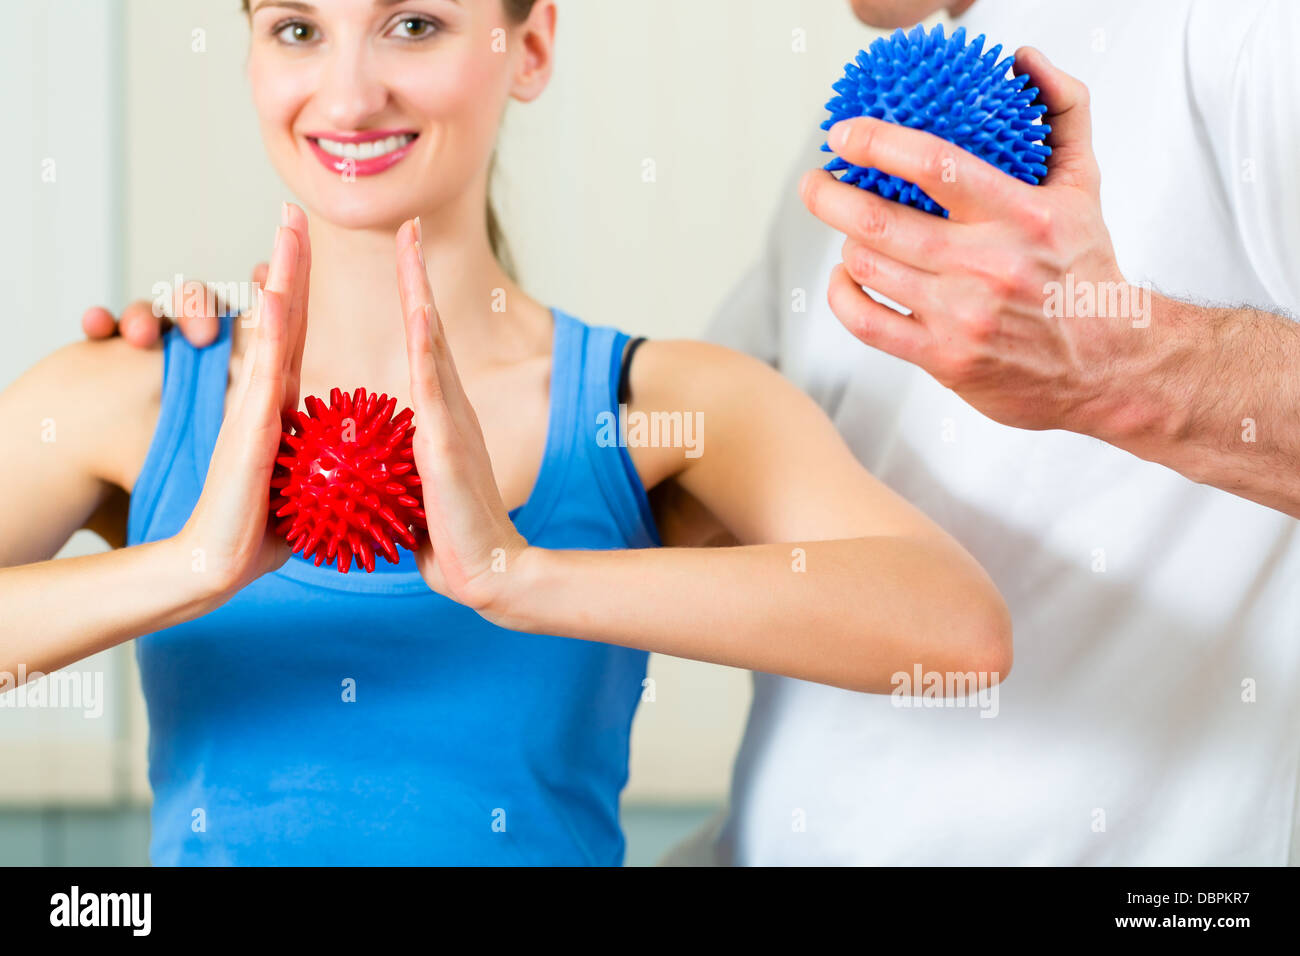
[309,132,418,160]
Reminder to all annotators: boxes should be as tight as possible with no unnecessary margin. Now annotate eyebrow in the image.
[249,0,453,14]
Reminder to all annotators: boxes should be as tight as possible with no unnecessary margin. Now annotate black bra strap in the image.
[617,336,648,405]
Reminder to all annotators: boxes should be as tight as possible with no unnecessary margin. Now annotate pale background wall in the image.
[2,0,884,843]
[0,0,140,808]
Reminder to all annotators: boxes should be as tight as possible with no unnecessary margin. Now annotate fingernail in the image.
[415,238,426,268]
[414,216,422,243]
[829,121,850,152]
[281,201,290,226]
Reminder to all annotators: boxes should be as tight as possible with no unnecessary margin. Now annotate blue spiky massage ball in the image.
[821,23,1052,217]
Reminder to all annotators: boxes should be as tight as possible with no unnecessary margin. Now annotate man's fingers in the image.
[81,307,118,340]
[802,170,975,273]
[170,280,221,348]
[827,264,932,366]
[251,262,269,288]
[121,300,167,348]
[840,237,940,318]
[1015,46,1090,150]
[825,116,1029,221]
[1014,47,1096,191]
[174,313,219,348]
[133,276,211,348]
[82,302,174,347]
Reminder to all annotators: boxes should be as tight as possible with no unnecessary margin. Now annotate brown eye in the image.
[275,20,318,44]
[388,17,438,40]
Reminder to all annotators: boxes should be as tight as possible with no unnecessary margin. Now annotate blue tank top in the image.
[126,308,660,865]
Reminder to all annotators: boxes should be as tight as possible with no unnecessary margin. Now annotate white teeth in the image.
[313,134,414,160]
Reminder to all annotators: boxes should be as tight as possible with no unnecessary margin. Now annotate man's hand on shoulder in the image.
[80,262,268,349]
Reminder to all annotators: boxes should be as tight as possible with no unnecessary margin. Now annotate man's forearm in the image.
[1090,292,1300,518]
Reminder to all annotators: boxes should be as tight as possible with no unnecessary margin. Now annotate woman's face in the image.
[247,0,547,231]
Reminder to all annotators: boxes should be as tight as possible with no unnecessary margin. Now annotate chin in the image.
[305,188,413,232]
[265,134,435,232]
[849,0,951,28]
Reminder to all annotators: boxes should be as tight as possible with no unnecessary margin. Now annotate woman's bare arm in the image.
[496,341,1012,692]
[0,339,155,567]
[394,220,1011,694]
[0,339,215,675]
[1,213,310,683]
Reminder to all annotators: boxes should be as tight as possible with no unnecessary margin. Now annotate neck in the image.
[297,186,537,395]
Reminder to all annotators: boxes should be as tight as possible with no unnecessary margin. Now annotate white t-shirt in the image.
[696,0,1300,864]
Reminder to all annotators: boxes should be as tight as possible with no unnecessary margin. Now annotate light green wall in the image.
[0,804,717,866]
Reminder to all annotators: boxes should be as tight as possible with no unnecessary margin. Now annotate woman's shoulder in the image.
[18,334,163,418]
[607,335,812,492]
[553,305,779,398]
[19,334,165,490]
[623,336,793,412]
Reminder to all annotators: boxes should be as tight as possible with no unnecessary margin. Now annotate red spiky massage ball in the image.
[270,387,427,574]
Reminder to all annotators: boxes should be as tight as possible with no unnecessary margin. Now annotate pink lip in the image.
[303,129,419,177]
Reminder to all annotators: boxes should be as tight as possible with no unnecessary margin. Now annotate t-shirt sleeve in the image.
[702,206,784,368]
[1189,0,1300,313]
[701,127,831,367]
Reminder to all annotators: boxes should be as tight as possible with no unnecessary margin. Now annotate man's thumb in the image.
[1014,46,1098,191]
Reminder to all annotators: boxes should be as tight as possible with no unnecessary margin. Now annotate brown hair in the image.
[241,0,538,278]
[488,1,539,279]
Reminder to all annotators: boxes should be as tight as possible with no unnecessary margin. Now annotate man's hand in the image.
[801,47,1139,436]
[802,46,1300,518]
[81,263,269,349]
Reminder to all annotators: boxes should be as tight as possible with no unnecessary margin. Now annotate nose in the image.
[315,40,389,129]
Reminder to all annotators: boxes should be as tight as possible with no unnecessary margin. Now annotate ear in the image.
[508,0,557,103]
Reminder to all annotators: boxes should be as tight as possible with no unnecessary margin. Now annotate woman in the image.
[0,0,1010,865]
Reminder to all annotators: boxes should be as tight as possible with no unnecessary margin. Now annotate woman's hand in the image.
[395,218,530,617]
[176,204,312,599]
